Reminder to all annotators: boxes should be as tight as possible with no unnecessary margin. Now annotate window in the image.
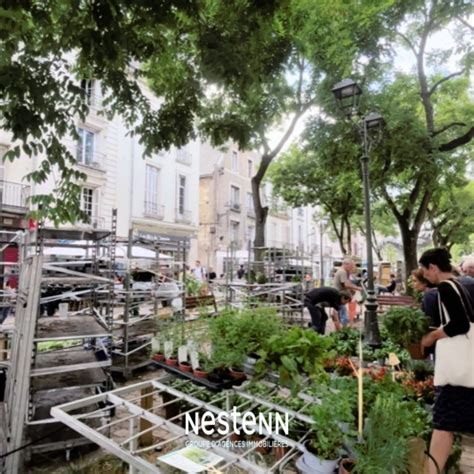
[81,187,95,218]
[77,128,95,165]
[298,225,303,246]
[178,175,186,214]
[247,160,253,177]
[246,192,253,209]
[297,207,304,217]
[80,79,95,106]
[230,221,240,243]
[145,165,160,214]
[230,185,240,209]
[246,225,255,242]
[231,151,238,172]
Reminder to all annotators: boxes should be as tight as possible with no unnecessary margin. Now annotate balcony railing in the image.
[175,208,192,224]
[75,149,105,169]
[74,216,106,230]
[176,149,192,166]
[144,202,165,220]
[0,181,30,211]
[230,202,241,212]
[247,206,255,218]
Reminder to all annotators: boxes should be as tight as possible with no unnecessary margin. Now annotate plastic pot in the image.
[299,440,339,474]
[152,353,165,362]
[165,357,178,366]
[339,458,356,474]
[193,367,209,379]
[179,361,192,372]
[407,342,425,360]
[229,367,246,380]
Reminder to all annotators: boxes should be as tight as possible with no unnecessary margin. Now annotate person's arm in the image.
[422,282,470,347]
[342,280,362,292]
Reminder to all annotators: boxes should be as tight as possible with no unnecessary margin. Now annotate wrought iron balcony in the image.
[144,202,165,220]
[0,181,30,212]
[230,201,241,212]
[175,208,192,224]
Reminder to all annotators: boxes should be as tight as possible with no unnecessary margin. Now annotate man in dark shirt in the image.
[304,287,352,334]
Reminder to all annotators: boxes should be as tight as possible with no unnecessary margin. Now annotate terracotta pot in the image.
[165,357,178,366]
[229,367,246,380]
[273,445,289,460]
[152,353,165,362]
[339,458,356,474]
[179,361,192,372]
[407,342,425,360]
[253,436,270,454]
[193,367,209,379]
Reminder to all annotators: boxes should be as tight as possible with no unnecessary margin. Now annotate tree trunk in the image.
[330,217,347,256]
[400,226,419,284]
[252,174,268,273]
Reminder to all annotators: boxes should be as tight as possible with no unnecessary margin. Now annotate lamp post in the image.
[331,79,384,346]
[319,218,327,286]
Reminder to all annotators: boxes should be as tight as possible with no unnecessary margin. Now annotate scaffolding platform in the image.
[35,316,109,341]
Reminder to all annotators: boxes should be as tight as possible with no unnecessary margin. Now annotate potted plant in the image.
[352,395,415,473]
[178,360,192,372]
[382,307,429,359]
[208,306,284,375]
[256,327,333,394]
[193,353,212,379]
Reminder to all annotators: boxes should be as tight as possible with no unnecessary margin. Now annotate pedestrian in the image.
[237,265,245,279]
[0,280,16,324]
[461,256,474,278]
[378,273,397,294]
[411,268,438,326]
[333,258,362,327]
[208,267,217,283]
[191,260,207,282]
[419,248,474,474]
[304,287,352,334]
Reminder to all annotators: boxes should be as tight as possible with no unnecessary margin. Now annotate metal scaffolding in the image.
[51,375,316,473]
[3,211,117,472]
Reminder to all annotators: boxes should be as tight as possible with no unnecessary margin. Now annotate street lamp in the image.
[319,218,328,286]
[331,79,384,346]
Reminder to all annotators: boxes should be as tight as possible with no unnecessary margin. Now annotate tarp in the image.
[43,246,87,257]
[115,245,172,260]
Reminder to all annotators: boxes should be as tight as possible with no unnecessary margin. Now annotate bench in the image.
[185,294,218,316]
[377,294,417,311]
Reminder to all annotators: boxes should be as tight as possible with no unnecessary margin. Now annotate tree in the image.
[370,0,473,276]
[269,119,363,256]
[198,0,407,262]
[0,1,289,224]
[428,182,474,250]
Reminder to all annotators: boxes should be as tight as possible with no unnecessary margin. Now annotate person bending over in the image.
[304,287,352,335]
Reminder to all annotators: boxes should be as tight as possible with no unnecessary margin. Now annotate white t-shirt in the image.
[192,266,207,281]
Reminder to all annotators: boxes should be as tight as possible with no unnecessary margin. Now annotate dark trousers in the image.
[304,300,327,334]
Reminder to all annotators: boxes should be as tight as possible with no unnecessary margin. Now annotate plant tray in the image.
[151,360,246,392]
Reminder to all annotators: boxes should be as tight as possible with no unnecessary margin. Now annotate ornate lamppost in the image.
[331,79,384,346]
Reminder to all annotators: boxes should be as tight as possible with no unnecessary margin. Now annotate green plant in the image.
[354,395,414,474]
[308,388,353,460]
[382,307,429,347]
[407,359,434,382]
[208,307,284,370]
[185,276,203,296]
[327,327,360,356]
[256,273,268,284]
[256,327,333,393]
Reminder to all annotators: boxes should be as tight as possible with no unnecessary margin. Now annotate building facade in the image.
[0,77,200,262]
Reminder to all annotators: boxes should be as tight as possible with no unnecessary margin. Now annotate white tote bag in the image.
[434,280,474,388]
